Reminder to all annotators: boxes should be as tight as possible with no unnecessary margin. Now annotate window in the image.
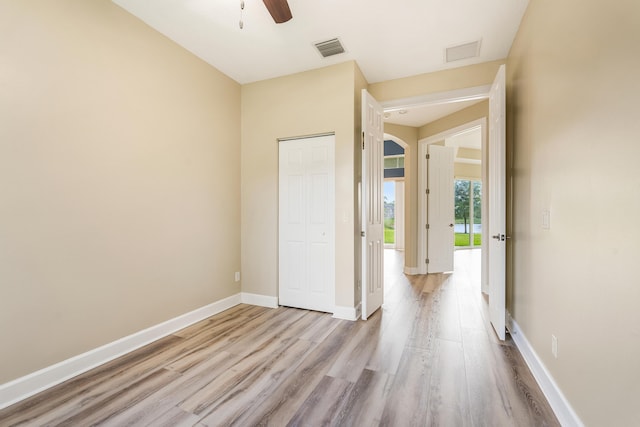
[384,156,404,169]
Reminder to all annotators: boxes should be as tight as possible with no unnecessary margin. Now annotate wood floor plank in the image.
[462,327,523,427]
[297,312,342,343]
[229,320,361,426]
[332,368,394,426]
[286,375,353,426]
[195,339,316,426]
[58,367,181,426]
[457,288,487,331]
[379,346,434,426]
[97,350,238,426]
[326,312,382,382]
[365,295,419,375]
[178,328,304,415]
[172,304,264,339]
[0,334,185,426]
[433,279,463,343]
[488,337,560,426]
[406,291,437,350]
[138,406,201,427]
[425,338,471,427]
[221,307,307,356]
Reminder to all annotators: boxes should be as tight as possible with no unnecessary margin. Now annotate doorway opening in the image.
[417,118,487,282]
[372,66,505,339]
[383,139,405,250]
[455,179,482,248]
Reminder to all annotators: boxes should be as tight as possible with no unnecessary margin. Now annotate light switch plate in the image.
[542,210,550,229]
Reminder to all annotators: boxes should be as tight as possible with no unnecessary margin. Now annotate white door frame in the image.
[418,117,488,292]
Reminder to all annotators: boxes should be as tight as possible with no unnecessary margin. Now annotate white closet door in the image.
[279,135,335,313]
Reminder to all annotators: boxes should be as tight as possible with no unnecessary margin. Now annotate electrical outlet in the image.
[551,334,558,358]
[235,272,240,282]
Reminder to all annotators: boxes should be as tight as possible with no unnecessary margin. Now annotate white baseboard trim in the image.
[333,304,359,321]
[510,318,584,427]
[0,293,242,411]
[241,292,279,308]
[403,266,420,275]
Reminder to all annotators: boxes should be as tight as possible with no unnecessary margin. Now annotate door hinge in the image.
[426,154,430,160]
[426,224,430,229]
[426,258,430,264]
[426,189,430,194]
[361,231,365,237]
[362,132,365,150]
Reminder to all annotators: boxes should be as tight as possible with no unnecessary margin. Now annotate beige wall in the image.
[419,100,489,140]
[507,0,640,424]
[384,124,419,268]
[454,163,481,180]
[369,61,504,103]
[241,62,357,309]
[0,1,241,383]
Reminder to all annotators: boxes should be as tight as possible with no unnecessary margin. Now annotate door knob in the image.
[449,223,454,227]
[492,234,510,241]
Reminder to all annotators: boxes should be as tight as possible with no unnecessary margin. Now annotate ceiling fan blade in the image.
[263,0,292,23]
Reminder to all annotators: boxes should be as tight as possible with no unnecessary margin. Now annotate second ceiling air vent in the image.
[445,40,481,63]
[314,38,346,58]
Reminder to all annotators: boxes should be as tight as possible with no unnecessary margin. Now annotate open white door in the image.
[361,89,384,320]
[426,145,455,273]
[488,64,507,340]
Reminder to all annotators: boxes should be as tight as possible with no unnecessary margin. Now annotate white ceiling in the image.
[384,99,484,128]
[112,0,529,85]
[446,126,482,150]
[446,126,482,164]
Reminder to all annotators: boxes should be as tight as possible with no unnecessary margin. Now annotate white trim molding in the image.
[0,293,242,410]
[509,317,584,427]
[240,292,279,309]
[333,304,359,321]
[381,85,491,112]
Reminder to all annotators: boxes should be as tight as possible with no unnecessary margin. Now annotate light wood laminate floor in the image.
[0,249,559,426]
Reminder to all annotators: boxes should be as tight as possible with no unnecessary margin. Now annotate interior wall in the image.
[0,0,241,383]
[369,60,504,103]
[241,62,357,310]
[454,163,481,180]
[419,101,489,140]
[507,0,640,424]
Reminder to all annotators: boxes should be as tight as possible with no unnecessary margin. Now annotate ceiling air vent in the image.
[314,38,346,58]
[445,40,481,63]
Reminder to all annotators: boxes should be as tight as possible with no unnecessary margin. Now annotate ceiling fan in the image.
[263,0,292,23]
